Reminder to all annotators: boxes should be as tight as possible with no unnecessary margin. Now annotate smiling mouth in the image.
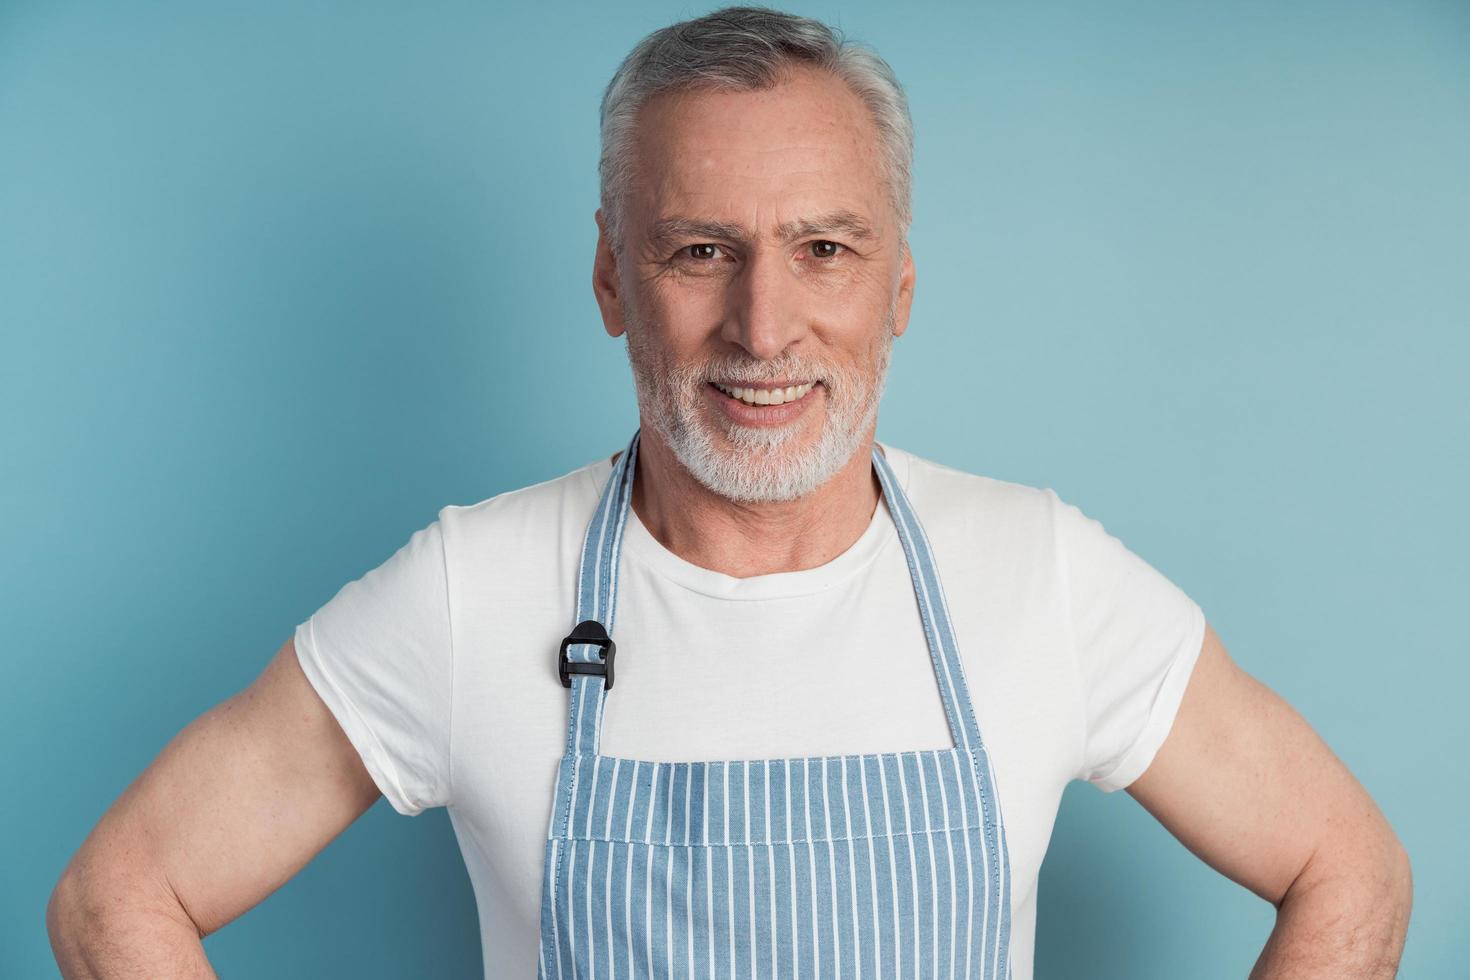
[710,381,817,406]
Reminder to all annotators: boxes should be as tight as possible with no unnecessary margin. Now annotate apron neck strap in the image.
[560,429,986,757]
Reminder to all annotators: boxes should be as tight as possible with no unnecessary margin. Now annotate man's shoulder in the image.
[435,454,610,541]
[879,442,1068,566]
[882,442,1058,521]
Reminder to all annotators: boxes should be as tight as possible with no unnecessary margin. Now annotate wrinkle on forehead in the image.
[624,65,894,245]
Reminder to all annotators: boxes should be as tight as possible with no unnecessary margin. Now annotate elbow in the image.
[47,868,94,967]
[47,862,125,963]
[1378,835,1414,961]
[1388,837,1413,918]
[1280,820,1414,918]
[1371,818,1414,919]
[46,853,204,967]
[48,867,81,936]
[1274,829,1415,960]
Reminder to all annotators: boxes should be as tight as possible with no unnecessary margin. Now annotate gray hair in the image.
[598,5,914,252]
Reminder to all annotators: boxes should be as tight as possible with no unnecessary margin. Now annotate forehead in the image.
[628,66,893,237]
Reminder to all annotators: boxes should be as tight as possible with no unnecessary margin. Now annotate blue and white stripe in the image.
[539,430,1013,978]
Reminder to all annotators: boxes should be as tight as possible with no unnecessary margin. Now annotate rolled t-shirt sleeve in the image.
[1050,489,1208,793]
[293,515,454,815]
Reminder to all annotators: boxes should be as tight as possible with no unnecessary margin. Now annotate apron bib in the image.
[537,430,1013,979]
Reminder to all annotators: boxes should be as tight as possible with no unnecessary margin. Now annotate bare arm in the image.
[1127,623,1413,978]
[47,637,382,978]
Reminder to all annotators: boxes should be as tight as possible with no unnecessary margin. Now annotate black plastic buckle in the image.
[558,619,616,690]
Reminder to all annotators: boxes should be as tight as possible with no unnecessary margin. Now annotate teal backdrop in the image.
[3,1,1465,976]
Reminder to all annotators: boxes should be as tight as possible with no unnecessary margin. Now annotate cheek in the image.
[690,290,740,328]
[805,260,896,313]
[643,287,730,353]
[810,290,895,357]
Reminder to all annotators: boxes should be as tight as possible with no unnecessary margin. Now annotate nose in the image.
[720,248,808,361]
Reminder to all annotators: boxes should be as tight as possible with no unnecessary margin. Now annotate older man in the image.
[49,6,1410,979]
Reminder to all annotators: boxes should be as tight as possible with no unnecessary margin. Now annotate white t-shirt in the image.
[294,442,1206,980]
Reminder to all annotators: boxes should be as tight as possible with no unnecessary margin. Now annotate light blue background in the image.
[3,1,1465,976]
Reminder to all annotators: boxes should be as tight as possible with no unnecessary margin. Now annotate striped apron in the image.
[538,430,1014,979]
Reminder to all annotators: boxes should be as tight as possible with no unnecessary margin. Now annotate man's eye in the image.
[685,243,725,261]
[810,240,844,259]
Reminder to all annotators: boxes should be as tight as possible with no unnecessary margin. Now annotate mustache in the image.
[668,355,839,388]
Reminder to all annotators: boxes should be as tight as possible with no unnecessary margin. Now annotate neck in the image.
[628,426,883,579]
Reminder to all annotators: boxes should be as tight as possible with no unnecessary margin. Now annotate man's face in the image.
[594,64,916,503]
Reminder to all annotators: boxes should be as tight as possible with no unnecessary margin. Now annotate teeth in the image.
[714,381,815,406]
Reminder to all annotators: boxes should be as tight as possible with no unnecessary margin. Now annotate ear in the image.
[891,240,916,338]
[592,209,627,339]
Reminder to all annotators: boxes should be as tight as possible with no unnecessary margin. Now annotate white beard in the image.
[623,309,895,504]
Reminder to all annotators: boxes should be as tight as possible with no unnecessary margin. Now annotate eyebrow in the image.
[646,209,877,249]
